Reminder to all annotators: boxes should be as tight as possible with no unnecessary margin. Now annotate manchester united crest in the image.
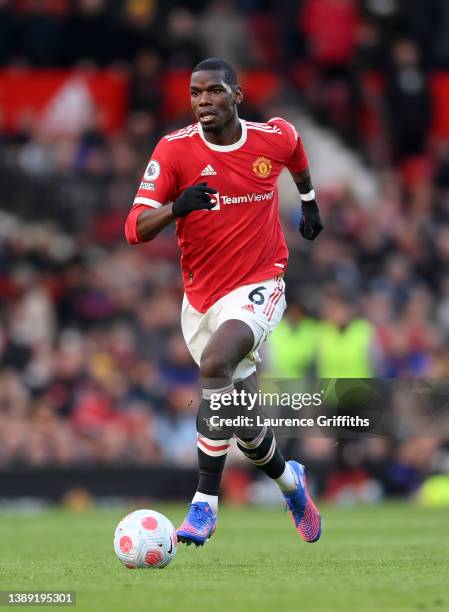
[252,157,272,178]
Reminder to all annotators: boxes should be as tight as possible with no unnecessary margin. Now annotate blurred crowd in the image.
[0,214,202,468]
[1,0,448,178]
[1,0,449,502]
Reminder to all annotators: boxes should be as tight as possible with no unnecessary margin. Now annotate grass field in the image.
[1,503,448,612]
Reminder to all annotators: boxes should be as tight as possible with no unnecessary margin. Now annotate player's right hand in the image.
[172,183,218,217]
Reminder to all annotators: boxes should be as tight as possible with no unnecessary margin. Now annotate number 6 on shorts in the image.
[248,286,266,305]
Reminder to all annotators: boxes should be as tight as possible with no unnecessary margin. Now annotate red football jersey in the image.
[126,117,308,313]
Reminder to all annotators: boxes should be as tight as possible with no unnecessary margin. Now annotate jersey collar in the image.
[197,119,247,152]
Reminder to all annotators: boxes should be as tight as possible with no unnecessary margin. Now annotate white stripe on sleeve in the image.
[133,197,163,208]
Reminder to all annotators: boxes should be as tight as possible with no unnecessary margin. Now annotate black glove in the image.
[299,200,323,241]
[172,183,217,217]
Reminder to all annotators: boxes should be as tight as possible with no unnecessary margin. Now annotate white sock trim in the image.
[275,463,298,492]
[192,491,218,513]
[236,425,267,450]
[251,438,276,466]
[197,435,231,457]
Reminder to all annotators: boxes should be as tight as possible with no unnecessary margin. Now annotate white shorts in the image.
[181,277,286,382]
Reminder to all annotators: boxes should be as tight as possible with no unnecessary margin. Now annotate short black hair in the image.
[192,58,238,87]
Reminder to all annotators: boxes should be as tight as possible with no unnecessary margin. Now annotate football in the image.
[113,509,177,569]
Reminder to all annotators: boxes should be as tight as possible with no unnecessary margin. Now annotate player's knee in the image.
[200,351,234,380]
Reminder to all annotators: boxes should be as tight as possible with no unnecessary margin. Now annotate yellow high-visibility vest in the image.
[269,318,318,378]
[316,319,374,378]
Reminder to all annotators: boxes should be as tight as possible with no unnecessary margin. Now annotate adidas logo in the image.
[201,164,217,176]
[241,304,255,313]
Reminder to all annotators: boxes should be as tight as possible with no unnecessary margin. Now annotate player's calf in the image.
[236,424,297,490]
[177,379,234,546]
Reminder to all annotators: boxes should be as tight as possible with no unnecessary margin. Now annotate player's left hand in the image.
[299,201,323,241]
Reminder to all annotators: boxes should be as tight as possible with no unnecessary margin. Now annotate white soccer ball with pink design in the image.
[113,509,177,569]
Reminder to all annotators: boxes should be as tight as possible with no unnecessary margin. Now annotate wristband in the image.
[300,190,316,202]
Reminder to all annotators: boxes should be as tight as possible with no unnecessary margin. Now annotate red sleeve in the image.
[268,117,308,174]
[132,137,179,210]
[125,204,147,244]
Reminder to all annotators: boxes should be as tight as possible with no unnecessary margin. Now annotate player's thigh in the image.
[181,294,217,366]
[200,319,255,373]
[215,277,286,382]
[181,296,254,373]
[216,276,287,352]
[181,278,286,376]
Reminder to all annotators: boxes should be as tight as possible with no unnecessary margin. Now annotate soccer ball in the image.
[113,509,177,569]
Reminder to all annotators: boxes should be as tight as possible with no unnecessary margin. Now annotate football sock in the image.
[237,425,290,482]
[275,461,298,492]
[191,491,218,513]
[196,379,234,497]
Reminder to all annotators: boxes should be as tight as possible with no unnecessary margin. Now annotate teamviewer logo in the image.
[209,192,220,211]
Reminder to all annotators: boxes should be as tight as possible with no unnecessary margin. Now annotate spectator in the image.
[300,0,359,69]
[385,39,432,165]
[64,0,115,67]
[16,0,65,66]
[268,301,318,378]
[114,0,163,64]
[198,0,260,68]
[315,286,379,378]
[164,7,204,69]
[298,0,360,142]
[129,49,164,115]
[0,0,19,66]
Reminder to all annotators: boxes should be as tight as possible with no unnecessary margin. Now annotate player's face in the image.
[190,70,242,133]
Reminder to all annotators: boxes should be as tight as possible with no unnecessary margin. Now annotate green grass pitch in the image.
[1,503,448,612]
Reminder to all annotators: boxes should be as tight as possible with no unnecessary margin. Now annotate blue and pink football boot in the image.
[177,502,217,547]
[283,460,322,543]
